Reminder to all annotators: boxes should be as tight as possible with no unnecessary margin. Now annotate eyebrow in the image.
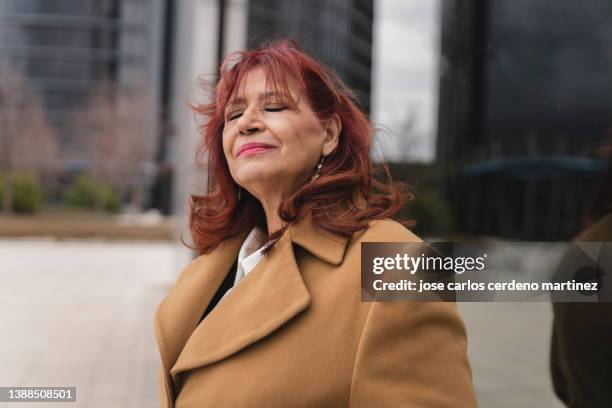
[226,91,288,110]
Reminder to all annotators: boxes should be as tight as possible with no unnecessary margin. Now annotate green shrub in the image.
[0,172,44,214]
[12,174,43,213]
[64,176,119,213]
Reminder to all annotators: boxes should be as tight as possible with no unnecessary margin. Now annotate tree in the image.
[0,65,57,213]
[78,82,154,210]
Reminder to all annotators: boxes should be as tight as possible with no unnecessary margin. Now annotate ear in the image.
[321,114,342,156]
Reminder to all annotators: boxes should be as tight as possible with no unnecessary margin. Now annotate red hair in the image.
[189,39,413,255]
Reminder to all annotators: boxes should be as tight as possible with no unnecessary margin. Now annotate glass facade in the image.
[437,0,612,240]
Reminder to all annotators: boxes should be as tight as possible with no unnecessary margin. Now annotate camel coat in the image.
[154,217,477,407]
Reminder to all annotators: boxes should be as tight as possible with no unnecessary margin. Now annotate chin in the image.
[236,165,282,185]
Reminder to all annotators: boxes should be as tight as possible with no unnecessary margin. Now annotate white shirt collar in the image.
[217,226,267,304]
[238,227,267,273]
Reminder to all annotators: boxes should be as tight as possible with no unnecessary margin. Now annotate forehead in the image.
[225,67,301,106]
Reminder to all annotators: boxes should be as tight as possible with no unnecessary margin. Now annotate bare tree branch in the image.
[80,82,154,210]
[0,65,57,213]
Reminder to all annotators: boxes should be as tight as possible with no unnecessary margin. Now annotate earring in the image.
[310,155,325,182]
[237,186,242,200]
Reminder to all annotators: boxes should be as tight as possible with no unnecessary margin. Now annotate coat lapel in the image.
[154,228,249,378]
[169,230,313,378]
[155,216,351,389]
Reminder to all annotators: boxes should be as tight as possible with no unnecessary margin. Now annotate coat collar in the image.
[289,215,350,265]
[154,215,350,397]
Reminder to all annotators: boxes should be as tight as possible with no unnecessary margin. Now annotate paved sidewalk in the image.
[459,302,564,408]
[0,239,187,408]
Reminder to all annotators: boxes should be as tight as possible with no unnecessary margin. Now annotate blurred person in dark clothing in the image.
[551,137,612,407]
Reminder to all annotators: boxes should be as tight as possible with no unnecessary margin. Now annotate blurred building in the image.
[0,0,163,199]
[436,0,612,240]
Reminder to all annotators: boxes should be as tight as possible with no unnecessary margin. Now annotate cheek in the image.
[279,124,323,173]
[279,118,322,148]
[290,121,324,156]
[221,131,233,161]
[221,133,239,177]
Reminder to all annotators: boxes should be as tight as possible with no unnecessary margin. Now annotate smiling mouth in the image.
[237,145,277,158]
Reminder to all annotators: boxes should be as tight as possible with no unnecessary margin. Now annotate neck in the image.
[245,181,303,236]
[262,202,285,236]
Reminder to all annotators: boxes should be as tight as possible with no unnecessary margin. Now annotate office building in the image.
[436,0,612,239]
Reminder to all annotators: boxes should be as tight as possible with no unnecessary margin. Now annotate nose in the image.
[237,108,264,136]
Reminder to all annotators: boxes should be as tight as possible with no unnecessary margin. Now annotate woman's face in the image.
[222,67,339,201]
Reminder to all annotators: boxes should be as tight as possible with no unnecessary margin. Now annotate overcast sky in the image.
[371,0,440,162]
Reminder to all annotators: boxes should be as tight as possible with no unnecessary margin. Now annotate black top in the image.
[199,258,238,323]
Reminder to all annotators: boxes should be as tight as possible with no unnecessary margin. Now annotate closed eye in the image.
[265,105,287,112]
[227,112,242,121]
[226,105,287,121]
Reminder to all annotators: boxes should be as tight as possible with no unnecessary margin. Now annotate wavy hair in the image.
[189,39,413,255]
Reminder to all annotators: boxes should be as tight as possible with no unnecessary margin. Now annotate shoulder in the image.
[354,218,422,244]
[173,254,211,288]
[334,218,422,272]
[576,213,612,241]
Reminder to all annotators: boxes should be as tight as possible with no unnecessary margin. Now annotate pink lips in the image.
[236,142,276,158]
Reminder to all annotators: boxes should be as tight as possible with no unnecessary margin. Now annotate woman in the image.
[154,39,477,407]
